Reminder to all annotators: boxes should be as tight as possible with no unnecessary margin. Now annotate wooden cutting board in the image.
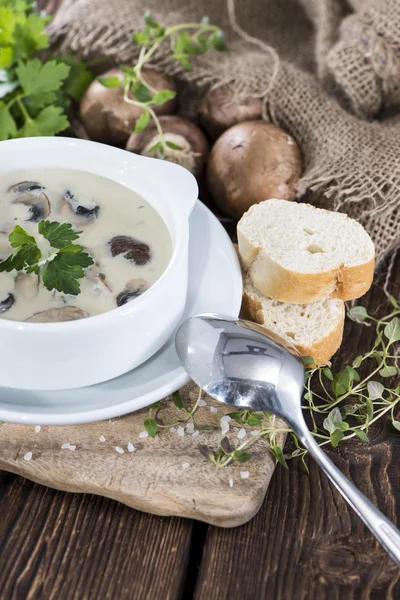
[0,383,285,527]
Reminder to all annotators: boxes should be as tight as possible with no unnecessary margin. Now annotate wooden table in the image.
[1,2,400,598]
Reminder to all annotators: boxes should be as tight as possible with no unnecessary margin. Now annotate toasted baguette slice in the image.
[241,271,345,366]
[237,199,375,304]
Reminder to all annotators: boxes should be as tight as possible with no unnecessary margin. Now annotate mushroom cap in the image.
[207,121,302,220]
[198,86,262,140]
[0,293,15,314]
[109,235,151,266]
[80,67,178,145]
[125,115,208,178]
[26,306,88,322]
[116,278,149,307]
[64,190,99,225]
[11,190,51,222]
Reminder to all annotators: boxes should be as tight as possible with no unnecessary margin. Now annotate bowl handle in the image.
[148,157,199,217]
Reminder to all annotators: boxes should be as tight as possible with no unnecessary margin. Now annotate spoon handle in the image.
[297,425,400,568]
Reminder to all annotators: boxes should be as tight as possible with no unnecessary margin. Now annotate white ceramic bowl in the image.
[0,137,198,391]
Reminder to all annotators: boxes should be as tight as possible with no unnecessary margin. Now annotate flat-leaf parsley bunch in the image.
[0,222,93,295]
[0,0,92,140]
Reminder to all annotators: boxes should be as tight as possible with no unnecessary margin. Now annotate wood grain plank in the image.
[194,254,400,600]
[0,471,192,600]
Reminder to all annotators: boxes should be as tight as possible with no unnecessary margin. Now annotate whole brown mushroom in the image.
[207,121,302,220]
[80,67,178,146]
[198,85,262,140]
[126,115,208,178]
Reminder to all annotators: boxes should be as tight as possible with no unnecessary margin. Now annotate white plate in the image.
[0,201,242,425]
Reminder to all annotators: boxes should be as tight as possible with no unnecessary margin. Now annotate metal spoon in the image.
[175,314,400,567]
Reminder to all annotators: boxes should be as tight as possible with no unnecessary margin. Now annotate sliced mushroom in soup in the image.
[0,169,172,321]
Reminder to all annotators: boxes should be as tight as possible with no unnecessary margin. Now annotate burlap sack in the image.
[49,0,400,265]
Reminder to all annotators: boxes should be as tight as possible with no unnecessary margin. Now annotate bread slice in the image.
[237,199,375,304]
[241,270,345,366]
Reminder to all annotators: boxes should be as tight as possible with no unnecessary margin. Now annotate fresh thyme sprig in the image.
[98,11,227,154]
[147,298,400,470]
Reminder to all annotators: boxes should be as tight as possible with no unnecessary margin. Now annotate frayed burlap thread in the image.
[48,0,400,265]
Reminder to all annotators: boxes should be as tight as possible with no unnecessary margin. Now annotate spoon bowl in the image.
[175,314,400,568]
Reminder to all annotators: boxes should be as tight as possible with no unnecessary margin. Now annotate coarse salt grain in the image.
[177,426,185,437]
[115,446,125,454]
[186,422,195,434]
[198,399,207,407]
[170,427,176,433]
[229,478,234,488]
[34,426,41,433]
[210,406,218,413]
[220,419,230,435]
[251,429,261,436]
[182,462,190,469]
[192,430,199,437]
[139,431,149,439]
[99,435,106,442]
[24,452,32,461]
[233,427,239,432]
[128,442,136,452]
[221,415,231,423]
[240,471,250,479]
[61,443,76,451]
[237,428,246,440]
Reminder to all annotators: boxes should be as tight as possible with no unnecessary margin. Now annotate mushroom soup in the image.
[0,169,172,322]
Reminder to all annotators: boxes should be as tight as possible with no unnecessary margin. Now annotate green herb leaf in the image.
[172,390,184,409]
[134,110,150,133]
[210,30,228,51]
[232,449,252,463]
[61,58,93,102]
[330,429,344,448]
[0,224,41,272]
[98,75,121,89]
[143,10,160,29]
[131,79,152,103]
[355,429,369,442]
[334,420,350,431]
[0,100,16,139]
[144,417,158,438]
[389,295,399,309]
[352,355,364,368]
[165,140,182,150]
[271,445,288,468]
[392,420,400,432]
[16,105,69,137]
[152,89,177,105]
[42,244,93,296]
[302,356,315,366]
[349,306,369,321]
[379,365,398,378]
[323,367,333,381]
[16,58,70,99]
[323,407,342,434]
[148,141,164,154]
[246,413,263,427]
[367,380,384,400]
[133,31,150,46]
[384,317,400,345]
[38,220,80,249]
[227,411,246,425]
[365,396,374,421]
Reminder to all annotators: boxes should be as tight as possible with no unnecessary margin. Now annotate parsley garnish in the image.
[0,1,92,140]
[0,221,94,295]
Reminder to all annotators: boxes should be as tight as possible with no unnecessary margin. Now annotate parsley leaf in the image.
[0,224,41,272]
[42,245,93,296]
[38,220,81,249]
[16,105,69,137]
[0,100,16,138]
[16,58,70,99]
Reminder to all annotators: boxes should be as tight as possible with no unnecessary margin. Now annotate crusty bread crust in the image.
[241,286,345,366]
[237,231,375,304]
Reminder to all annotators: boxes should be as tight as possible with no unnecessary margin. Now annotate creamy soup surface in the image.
[0,169,172,322]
